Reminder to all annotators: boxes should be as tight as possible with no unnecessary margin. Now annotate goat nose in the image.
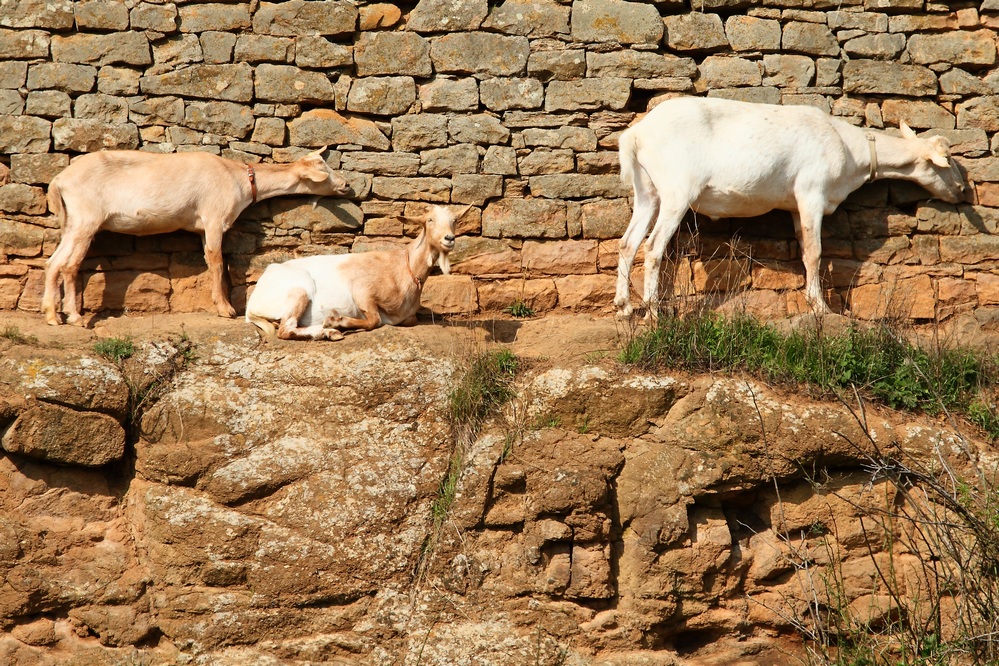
[445,234,455,242]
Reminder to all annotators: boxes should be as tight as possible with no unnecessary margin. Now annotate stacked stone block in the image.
[1,0,999,324]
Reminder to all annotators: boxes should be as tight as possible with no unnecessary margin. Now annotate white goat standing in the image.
[615,96,968,316]
[245,204,467,341]
[42,148,351,326]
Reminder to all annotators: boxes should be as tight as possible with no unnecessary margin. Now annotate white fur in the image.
[615,96,967,316]
[245,205,465,341]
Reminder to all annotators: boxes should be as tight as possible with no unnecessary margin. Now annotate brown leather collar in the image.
[405,253,421,289]
[247,165,257,203]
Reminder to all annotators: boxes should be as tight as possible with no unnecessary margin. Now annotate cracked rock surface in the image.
[0,313,991,665]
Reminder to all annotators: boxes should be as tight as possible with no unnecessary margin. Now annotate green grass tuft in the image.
[93,337,135,363]
[1,326,38,345]
[504,300,536,318]
[621,312,999,438]
[449,348,518,431]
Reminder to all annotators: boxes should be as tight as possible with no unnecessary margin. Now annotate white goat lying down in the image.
[245,204,466,341]
[615,96,968,316]
[43,148,351,326]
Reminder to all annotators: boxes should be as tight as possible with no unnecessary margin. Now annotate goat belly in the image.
[245,263,318,322]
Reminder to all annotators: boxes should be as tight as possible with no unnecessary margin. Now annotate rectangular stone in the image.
[529,174,630,198]
[523,240,598,275]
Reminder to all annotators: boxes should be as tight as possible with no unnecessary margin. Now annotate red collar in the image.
[247,165,257,203]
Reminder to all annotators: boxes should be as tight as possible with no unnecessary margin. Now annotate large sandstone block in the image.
[881,99,954,130]
[343,151,420,176]
[371,177,451,202]
[234,35,294,63]
[843,61,937,96]
[183,101,255,138]
[431,33,530,76]
[409,0,487,32]
[51,32,151,66]
[0,115,51,153]
[2,401,125,467]
[355,32,431,78]
[11,153,69,185]
[664,13,728,52]
[448,114,510,145]
[178,3,250,31]
[52,118,139,152]
[528,50,586,81]
[347,76,416,116]
[419,144,479,176]
[254,0,356,35]
[480,78,544,111]
[450,237,521,275]
[476,278,557,310]
[529,174,630,199]
[545,78,631,111]
[848,274,934,320]
[140,64,254,102]
[295,36,352,69]
[255,64,336,104]
[698,55,762,89]
[452,174,503,206]
[482,0,569,37]
[0,219,45,256]
[957,97,999,133]
[131,3,177,32]
[419,77,478,112]
[271,198,362,233]
[130,96,186,126]
[392,114,448,151]
[523,127,598,152]
[0,28,48,59]
[27,63,96,93]
[586,50,696,79]
[570,0,663,44]
[782,21,838,56]
[421,274,478,314]
[725,16,780,52]
[843,33,906,60]
[0,184,46,214]
[0,0,74,29]
[483,198,567,238]
[908,30,996,67]
[524,240,598,275]
[554,273,615,308]
[288,109,390,150]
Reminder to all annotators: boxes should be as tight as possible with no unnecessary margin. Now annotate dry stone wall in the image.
[2,0,999,325]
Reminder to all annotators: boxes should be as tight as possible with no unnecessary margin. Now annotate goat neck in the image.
[246,161,316,200]
[863,131,928,181]
[406,229,439,284]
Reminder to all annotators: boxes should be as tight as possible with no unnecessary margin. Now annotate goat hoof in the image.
[45,314,62,326]
[66,314,84,327]
[616,304,634,319]
[218,304,237,318]
[323,329,344,341]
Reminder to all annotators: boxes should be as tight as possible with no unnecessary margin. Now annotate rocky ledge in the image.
[0,313,992,665]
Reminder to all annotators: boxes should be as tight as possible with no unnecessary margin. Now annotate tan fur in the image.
[42,149,351,326]
[246,205,469,341]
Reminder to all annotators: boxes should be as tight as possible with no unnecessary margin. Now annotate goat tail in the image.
[618,128,640,190]
[245,312,277,339]
[47,179,66,229]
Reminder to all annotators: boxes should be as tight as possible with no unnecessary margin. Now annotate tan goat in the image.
[245,205,468,341]
[42,148,351,326]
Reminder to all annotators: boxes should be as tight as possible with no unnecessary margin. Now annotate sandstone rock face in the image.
[0,316,990,664]
[4,0,999,327]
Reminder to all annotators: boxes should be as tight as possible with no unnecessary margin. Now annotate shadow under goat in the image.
[42,148,352,327]
[245,205,467,341]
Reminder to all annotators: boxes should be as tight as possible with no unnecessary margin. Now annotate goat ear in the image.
[311,145,329,156]
[455,204,473,219]
[899,121,917,140]
[929,151,951,168]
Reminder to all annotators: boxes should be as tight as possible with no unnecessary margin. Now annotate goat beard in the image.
[437,252,451,275]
